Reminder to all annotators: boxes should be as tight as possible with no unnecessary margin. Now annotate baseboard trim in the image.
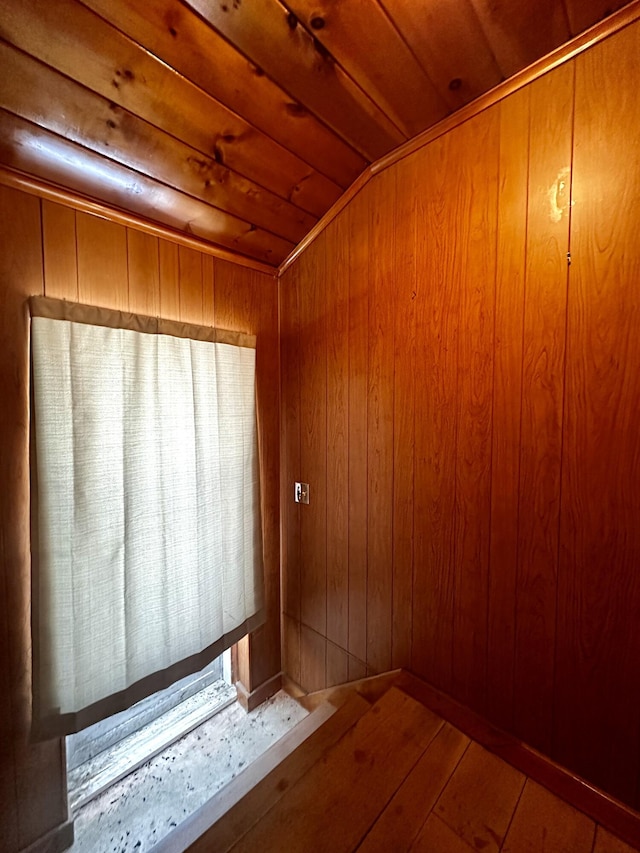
[397,671,640,850]
[235,672,282,713]
[20,819,74,853]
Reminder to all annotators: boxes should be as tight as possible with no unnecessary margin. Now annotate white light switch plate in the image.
[294,482,309,504]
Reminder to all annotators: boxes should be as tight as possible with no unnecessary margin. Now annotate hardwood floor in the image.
[177,679,640,852]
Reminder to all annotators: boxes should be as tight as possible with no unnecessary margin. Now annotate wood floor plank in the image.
[410,814,475,852]
[434,741,525,853]
[502,779,596,852]
[187,692,370,853]
[396,672,640,853]
[594,826,640,853]
[358,722,469,853]
[228,688,441,853]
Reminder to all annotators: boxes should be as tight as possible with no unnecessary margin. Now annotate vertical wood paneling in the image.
[256,266,283,686]
[300,624,326,694]
[366,171,395,675]
[348,655,367,682]
[159,241,180,321]
[42,202,78,301]
[202,255,215,327]
[451,110,499,714]
[0,186,35,852]
[252,262,282,691]
[326,641,349,688]
[391,157,416,671]
[282,613,301,688]
[127,230,159,317]
[299,239,327,638]
[278,258,302,684]
[513,64,573,754]
[555,22,640,805]
[486,87,530,731]
[0,188,67,850]
[76,212,128,309]
[280,264,301,630]
[324,219,349,651]
[411,131,459,693]
[9,193,67,849]
[0,508,17,853]
[178,246,203,324]
[277,15,640,812]
[347,191,369,666]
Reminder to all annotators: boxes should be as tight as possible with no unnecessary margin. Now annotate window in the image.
[30,297,264,739]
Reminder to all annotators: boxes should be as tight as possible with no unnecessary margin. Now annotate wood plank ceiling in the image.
[0,0,630,268]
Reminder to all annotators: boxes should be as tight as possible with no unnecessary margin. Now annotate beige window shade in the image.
[30,297,264,739]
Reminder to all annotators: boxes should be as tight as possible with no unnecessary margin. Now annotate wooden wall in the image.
[0,186,280,852]
[280,19,640,809]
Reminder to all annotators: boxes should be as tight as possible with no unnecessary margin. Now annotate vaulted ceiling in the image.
[0,0,630,268]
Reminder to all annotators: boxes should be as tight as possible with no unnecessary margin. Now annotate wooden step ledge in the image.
[218,687,446,853]
[152,693,370,852]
